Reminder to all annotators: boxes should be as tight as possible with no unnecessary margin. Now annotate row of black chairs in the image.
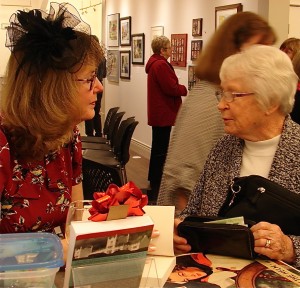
[81,107,139,199]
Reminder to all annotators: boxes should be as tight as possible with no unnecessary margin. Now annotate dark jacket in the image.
[290,83,300,125]
[145,54,187,126]
[97,58,107,82]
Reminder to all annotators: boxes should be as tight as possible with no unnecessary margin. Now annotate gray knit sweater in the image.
[180,116,300,268]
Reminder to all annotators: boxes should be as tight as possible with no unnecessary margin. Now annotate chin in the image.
[224,127,235,136]
[81,111,95,121]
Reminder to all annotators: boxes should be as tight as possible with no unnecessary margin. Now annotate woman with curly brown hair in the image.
[0,3,105,239]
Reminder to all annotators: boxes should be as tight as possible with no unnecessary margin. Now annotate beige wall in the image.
[0,0,291,155]
[103,0,289,152]
[290,0,300,37]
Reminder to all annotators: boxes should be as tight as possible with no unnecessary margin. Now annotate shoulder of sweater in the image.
[212,134,242,152]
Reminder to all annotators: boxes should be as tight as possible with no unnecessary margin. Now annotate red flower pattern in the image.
[0,126,82,233]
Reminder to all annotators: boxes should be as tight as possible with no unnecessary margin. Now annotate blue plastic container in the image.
[0,232,64,288]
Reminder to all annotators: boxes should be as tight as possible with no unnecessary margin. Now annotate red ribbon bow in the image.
[88,181,148,222]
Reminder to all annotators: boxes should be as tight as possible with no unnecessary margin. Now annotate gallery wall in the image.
[0,0,291,158]
[290,0,300,37]
[103,0,289,157]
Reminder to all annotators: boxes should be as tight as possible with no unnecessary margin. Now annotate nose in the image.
[94,77,103,93]
[217,98,228,111]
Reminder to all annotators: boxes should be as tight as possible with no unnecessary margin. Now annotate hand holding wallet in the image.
[177,215,257,259]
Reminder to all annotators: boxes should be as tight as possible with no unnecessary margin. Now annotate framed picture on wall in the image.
[170,33,188,67]
[192,18,203,37]
[120,16,132,46]
[132,33,145,65]
[191,40,203,61]
[107,13,120,47]
[120,50,131,79]
[150,25,164,41]
[215,3,243,29]
[150,26,164,54]
[107,50,119,83]
[188,65,196,91]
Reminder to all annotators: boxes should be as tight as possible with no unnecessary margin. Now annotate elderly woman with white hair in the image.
[173,45,300,267]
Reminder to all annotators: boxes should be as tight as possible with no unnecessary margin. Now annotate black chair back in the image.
[106,111,124,142]
[102,107,119,137]
[82,158,122,199]
[118,121,139,165]
[113,117,136,159]
[108,112,126,148]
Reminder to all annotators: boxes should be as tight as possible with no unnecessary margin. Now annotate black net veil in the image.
[5,2,92,77]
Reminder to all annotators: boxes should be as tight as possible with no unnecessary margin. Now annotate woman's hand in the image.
[148,229,160,252]
[174,218,191,255]
[250,221,295,263]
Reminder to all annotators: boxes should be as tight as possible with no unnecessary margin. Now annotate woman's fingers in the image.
[251,221,295,263]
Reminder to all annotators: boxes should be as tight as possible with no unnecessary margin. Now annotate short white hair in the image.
[220,45,298,115]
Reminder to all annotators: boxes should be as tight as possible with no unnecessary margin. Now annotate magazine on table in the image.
[163,253,300,288]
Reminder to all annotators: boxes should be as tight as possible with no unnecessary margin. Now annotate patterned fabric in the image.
[180,116,300,268]
[157,81,224,215]
[0,126,82,233]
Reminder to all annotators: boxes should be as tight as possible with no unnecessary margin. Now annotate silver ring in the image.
[265,239,271,248]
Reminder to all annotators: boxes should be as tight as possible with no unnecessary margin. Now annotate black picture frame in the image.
[131,33,145,65]
[120,16,132,46]
[188,65,196,90]
[192,18,203,37]
[191,40,203,61]
[120,50,131,79]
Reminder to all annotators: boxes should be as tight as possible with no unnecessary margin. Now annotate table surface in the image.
[54,254,300,288]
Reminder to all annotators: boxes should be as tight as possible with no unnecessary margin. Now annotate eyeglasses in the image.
[215,90,255,103]
[76,72,97,91]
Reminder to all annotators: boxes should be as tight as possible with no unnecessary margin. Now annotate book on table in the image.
[63,215,154,288]
[141,205,177,288]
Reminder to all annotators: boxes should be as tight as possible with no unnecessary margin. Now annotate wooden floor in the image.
[126,147,150,190]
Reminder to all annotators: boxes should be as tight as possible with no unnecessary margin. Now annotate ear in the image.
[265,103,280,116]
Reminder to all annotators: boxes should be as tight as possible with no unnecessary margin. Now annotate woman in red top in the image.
[0,3,105,247]
[145,36,187,201]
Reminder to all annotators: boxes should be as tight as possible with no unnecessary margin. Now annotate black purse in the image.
[177,216,257,259]
[218,175,300,235]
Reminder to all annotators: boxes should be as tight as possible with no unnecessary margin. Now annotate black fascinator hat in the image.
[5,2,91,77]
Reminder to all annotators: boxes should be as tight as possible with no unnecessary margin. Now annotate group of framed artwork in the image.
[107,3,242,84]
[188,3,243,90]
[187,17,203,90]
[107,13,145,81]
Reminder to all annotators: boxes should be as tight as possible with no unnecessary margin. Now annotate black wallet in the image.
[177,216,257,260]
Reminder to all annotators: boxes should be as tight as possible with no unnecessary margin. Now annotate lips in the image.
[222,117,233,124]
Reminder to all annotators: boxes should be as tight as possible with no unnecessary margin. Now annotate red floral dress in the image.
[0,126,82,233]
